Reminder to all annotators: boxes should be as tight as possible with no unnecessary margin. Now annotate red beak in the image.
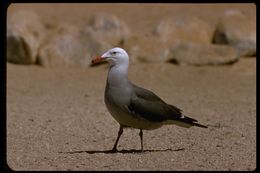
[92,56,104,65]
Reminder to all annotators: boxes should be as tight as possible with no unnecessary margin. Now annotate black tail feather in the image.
[178,116,208,128]
[192,122,208,128]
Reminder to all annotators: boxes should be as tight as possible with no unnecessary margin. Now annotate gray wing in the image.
[128,84,189,122]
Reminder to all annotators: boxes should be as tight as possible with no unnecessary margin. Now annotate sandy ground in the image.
[7,58,256,171]
[6,3,256,171]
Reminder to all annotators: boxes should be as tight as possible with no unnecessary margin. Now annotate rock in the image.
[7,11,130,67]
[153,16,215,44]
[124,35,169,63]
[168,43,239,66]
[212,11,256,57]
[37,24,110,67]
[7,10,46,64]
[84,12,130,47]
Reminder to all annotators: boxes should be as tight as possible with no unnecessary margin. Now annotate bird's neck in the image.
[107,63,129,87]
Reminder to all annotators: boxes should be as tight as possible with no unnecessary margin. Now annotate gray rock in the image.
[168,43,239,66]
[153,16,215,44]
[212,11,256,57]
[7,10,46,64]
[37,24,110,67]
[84,12,130,47]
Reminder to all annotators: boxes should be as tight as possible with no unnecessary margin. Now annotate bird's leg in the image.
[111,125,124,152]
[139,129,143,152]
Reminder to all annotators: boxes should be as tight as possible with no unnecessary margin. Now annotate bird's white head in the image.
[92,47,129,66]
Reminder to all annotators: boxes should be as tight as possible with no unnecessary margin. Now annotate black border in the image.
[2,1,257,172]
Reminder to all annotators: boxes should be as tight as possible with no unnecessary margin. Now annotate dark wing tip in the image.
[193,122,208,128]
[174,114,207,128]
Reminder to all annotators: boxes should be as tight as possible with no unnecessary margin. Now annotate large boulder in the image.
[7,10,46,64]
[212,10,256,57]
[153,16,215,45]
[124,35,169,63]
[84,12,130,47]
[37,24,110,67]
[168,43,239,66]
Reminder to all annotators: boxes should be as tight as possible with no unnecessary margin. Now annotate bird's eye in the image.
[111,51,117,55]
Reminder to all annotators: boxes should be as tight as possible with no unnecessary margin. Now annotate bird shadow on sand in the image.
[58,148,184,154]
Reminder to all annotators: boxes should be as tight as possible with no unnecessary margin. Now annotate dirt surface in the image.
[7,3,256,171]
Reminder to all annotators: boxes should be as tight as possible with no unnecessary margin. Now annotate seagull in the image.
[92,47,207,152]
